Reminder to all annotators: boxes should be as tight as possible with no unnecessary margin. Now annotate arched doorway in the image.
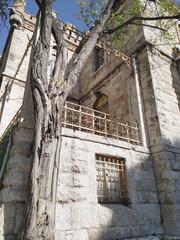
[93,92,109,114]
[93,93,109,134]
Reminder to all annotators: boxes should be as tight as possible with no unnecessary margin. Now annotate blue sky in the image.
[26,0,86,29]
[0,0,180,54]
[0,1,86,54]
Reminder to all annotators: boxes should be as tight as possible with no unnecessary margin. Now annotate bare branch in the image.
[104,14,180,34]
[130,22,166,31]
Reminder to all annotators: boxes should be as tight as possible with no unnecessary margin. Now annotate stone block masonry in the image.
[55,128,163,240]
[138,46,180,235]
[0,1,180,239]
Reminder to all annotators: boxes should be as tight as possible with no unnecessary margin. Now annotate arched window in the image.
[93,93,109,114]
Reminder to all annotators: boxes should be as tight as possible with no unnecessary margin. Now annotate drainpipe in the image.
[132,54,149,148]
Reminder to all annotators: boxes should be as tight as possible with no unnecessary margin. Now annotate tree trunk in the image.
[19,2,63,239]
[19,0,116,239]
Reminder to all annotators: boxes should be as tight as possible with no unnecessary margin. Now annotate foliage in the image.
[77,0,108,27]
[77,0,179,47]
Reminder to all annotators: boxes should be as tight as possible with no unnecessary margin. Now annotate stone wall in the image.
[0,66,35,240]
[0,2,180,239]
[55,128,163,240]
[137,44,180,235]
[78,24,150,146]
[80,59,131,120]
[0,27,33,137]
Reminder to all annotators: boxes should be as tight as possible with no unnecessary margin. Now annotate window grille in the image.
[96,154,128,204]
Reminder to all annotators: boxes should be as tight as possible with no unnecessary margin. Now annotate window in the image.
[96,154,128,204]
[94,47,105,72]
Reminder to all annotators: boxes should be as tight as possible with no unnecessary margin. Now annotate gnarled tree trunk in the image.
[19,0,116,239]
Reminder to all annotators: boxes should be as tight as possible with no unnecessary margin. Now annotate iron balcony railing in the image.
[62,101,141,145]
[0,102,141,145]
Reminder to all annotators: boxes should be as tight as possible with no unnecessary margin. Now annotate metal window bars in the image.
[62,101,141,145]
[96,154,128,204]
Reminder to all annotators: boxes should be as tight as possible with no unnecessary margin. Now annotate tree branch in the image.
[49,17,68,96]
[104,14,180,34]
[52,17,68,78]
[33,0,52,90]
[130,22,166,31]
[61,0,116,96]
[35,0,42,8]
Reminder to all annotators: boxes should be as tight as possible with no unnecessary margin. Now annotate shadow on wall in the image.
[0,47,180,239]
[0,120,33,240]
[171,48,180,112]
[0,202,26,240]
[89,204,143,240]
[2,136,180,239]
[97,138,180,240]
[56,130,169,240]
[87,186,161,239]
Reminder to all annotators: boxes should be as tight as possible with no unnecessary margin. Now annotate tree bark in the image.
[19,0,116,239]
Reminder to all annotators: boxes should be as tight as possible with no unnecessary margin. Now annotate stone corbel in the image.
[9,7,24,29]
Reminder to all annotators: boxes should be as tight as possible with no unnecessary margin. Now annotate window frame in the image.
[96,154,128,205]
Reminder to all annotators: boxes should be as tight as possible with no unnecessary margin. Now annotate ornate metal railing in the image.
[62,101,141,145]
[0,101,141,146]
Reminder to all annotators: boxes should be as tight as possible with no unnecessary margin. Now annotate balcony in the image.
[0,102,141,146]
[62,102,140,145]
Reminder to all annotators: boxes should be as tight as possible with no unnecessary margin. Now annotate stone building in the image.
[0,1,180,240]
